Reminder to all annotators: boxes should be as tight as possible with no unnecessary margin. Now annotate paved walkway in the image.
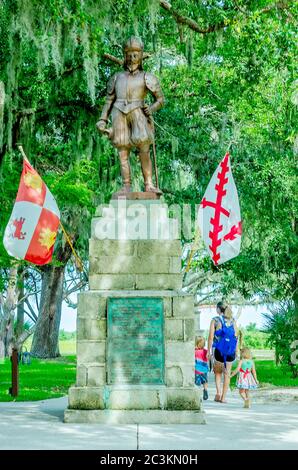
[0,381,297,450]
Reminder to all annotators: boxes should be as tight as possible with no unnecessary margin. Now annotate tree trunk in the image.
[30,265,64,358]
[4,318,14,357]
[275,347,279,366]
[30,235,75,359]
[0,266,19,359]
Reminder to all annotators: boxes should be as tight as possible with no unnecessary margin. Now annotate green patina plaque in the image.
[107,297,164,385]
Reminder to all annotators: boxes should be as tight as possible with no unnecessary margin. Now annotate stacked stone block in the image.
[64,201,205,424]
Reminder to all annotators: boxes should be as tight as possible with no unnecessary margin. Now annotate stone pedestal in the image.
[64,200,205,424]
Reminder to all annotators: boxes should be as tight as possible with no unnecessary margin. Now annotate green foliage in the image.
[255,360,298,388]
[14,319,33,332]
[246,322,257,332]
[230,360,298,388]
[0,0,297,309]
[241,328,269,350]
[59,329,76,341]
[262,303,298,378]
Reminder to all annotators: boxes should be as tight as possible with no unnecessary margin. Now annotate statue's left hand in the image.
[96,120,107,132]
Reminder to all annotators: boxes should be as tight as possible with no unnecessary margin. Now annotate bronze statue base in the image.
[112,191,162,200]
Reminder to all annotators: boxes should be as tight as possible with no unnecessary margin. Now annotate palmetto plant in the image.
[262,302,298,378]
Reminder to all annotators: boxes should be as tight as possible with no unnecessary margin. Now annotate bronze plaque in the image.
[107,297,164,384]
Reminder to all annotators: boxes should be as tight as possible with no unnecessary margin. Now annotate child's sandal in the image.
[214,394,221,402]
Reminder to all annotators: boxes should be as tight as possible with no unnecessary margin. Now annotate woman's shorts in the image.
[214,348,236,363]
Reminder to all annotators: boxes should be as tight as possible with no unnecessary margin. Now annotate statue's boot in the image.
[117,184,131,194]
[139,146,162,195]
[117,150,132,194]
[145,182,163,194]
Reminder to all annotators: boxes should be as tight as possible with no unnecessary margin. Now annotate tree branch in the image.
[103,53,123,66]
[160,0,226,34]
[15,326,35,349]
[31,273,40,311]
[23,309,37,324]
[160,0,292,35]
[17,289,41,307]
[63,279,87,299]
[24,299,38,322]
[194,287,223,306]
[261,1,291,14]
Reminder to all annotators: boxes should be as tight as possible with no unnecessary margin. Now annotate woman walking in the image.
[207,302,239,403]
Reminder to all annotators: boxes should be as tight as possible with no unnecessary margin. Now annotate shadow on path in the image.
[0,379,297,450]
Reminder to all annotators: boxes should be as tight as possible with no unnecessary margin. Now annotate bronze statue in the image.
[96,37,164,196]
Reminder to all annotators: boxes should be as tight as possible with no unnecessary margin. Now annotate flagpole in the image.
[148,116,159,189]
[17,145,29,162]
[59,222,84,273]
[184,227,201,275]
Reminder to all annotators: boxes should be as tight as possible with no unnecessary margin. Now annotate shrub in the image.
[59,330,76,341]
[262,302,298,378]
[241,329,269,349]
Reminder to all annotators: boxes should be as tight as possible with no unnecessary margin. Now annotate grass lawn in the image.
[255,360,298,387]
[230,360,298,389]
[23,339,76,355]
[0,355,76,402]
[1,345,297,402]
[58,340,76,355]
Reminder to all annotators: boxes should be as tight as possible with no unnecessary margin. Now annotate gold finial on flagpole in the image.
[17,144,30,162]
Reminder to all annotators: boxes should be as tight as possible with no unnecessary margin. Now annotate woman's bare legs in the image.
[213,360,223,401]
[215,372,222,399]
[220,362,232,402]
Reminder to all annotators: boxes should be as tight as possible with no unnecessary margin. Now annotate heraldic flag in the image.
[198,152,242,266]
[3,158,60,265]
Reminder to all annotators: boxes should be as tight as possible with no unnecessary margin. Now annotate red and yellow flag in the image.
[3,158,60,265]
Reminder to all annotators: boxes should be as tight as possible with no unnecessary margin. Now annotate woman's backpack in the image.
[216,317,237,366]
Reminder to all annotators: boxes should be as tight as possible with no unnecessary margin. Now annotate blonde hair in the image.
[223,305,233,320]
[241,347,252,360]
[196,336,205,349]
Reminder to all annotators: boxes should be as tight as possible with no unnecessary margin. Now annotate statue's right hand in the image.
[96,120,107,133]
[143,104,152,117]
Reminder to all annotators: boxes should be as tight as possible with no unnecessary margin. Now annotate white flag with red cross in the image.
[3,158,60,265]
[198,152,242,265]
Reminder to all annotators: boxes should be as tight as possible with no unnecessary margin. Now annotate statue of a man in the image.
[96,37,165,195]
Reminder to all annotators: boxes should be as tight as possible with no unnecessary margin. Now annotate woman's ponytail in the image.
[217,301,233,320]
[223,306,233,320]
